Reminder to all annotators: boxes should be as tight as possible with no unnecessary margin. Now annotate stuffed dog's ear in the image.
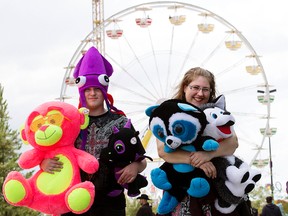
[214,95,226,110]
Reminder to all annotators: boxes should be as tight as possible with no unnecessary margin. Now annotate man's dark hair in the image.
[266,196,273,203]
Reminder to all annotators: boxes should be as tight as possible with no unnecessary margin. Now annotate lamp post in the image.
[260,126,277,198]
[258,88,276,198]
[268,132,274,198]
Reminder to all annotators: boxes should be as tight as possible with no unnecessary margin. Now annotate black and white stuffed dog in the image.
[200,95,261,214]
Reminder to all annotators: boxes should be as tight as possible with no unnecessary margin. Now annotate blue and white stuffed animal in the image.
[200,95,261,214]
[145,99,219,215]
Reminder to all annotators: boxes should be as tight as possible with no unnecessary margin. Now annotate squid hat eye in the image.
[98,74,109,86]
[75,76,87,88]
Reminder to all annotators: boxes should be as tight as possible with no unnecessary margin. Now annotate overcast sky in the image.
[1,0,287,198]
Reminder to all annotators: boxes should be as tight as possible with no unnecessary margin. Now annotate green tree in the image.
[126,196,140,216]
[126,195,157,216]
[249,184,288,215]
[0,84,40,216]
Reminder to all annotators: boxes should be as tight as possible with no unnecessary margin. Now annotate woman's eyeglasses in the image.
[188,85,211,94]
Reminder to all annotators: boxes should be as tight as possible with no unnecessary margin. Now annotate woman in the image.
[156,67,239,215]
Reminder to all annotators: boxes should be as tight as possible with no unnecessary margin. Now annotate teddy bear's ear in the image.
[19,124,29,144]
[145,105,159,117]
[78,108,90,129]
[178,103,199,112]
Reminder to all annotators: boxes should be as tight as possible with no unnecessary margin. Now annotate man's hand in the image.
[40,157,63,174]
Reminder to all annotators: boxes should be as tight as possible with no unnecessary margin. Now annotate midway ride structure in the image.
[59,1,275,183]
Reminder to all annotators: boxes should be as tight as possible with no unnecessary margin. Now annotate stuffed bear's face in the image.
[146,99,207,150]
[21,101,89,150]
[108,128,144,163]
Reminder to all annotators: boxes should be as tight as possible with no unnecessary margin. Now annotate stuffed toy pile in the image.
[100,119,153,197]
[145,99,219,215]
[2,101,99,216]
[200,95,261,214]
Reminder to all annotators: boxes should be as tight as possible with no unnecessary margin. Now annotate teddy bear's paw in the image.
[226,165,250,184]
[157,192,178,215]
[151,168,171,190]
[127,191,140,197]
[214,198,237,214]
[225,179,254,197]
[137,175,149,188]
[187,177,210,198]
[202,139,219,151]
[127,178,145,197]
[66,181,95,214]
[225,166,261,197]
[244,183,255,194]
[3,171,31,205]
[249,168,262,183]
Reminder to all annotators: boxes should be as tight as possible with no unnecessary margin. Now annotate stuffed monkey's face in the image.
[22,101,86,149]
[28,110,65,146]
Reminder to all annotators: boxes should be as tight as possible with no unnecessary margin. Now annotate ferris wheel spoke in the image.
[232,112,267,118]
[165,26,176,95]
[200,34,229,67]
[238,137,265,148]
[221,84,261,94]
[106,54,160,100]
[181,30,200,69]
[216,57,247,78]
[168,30,201,96]
[122,35,162,98]
[147,27,165,97]
[110,82,157,103]
[133,115,150,127]
[116,99,154,107]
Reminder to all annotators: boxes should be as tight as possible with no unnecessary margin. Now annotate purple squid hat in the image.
[73,46,114,109]
[73,47,123,150]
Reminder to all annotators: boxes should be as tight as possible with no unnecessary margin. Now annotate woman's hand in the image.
[190,151,212,168]
[116,162,139,185]
[40,157,63,174]
[199,161,217,179]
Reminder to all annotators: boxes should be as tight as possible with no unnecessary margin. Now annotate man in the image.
[136,194,155,216]
[261,196,282,216]
[41,46,147,216]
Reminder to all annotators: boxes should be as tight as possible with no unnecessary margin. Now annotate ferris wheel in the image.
[59,1,274,168]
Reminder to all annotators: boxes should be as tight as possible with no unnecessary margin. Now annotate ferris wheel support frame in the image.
[59,1,272,167]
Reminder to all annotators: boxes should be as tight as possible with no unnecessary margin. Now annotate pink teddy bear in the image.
[2,101,99,216]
